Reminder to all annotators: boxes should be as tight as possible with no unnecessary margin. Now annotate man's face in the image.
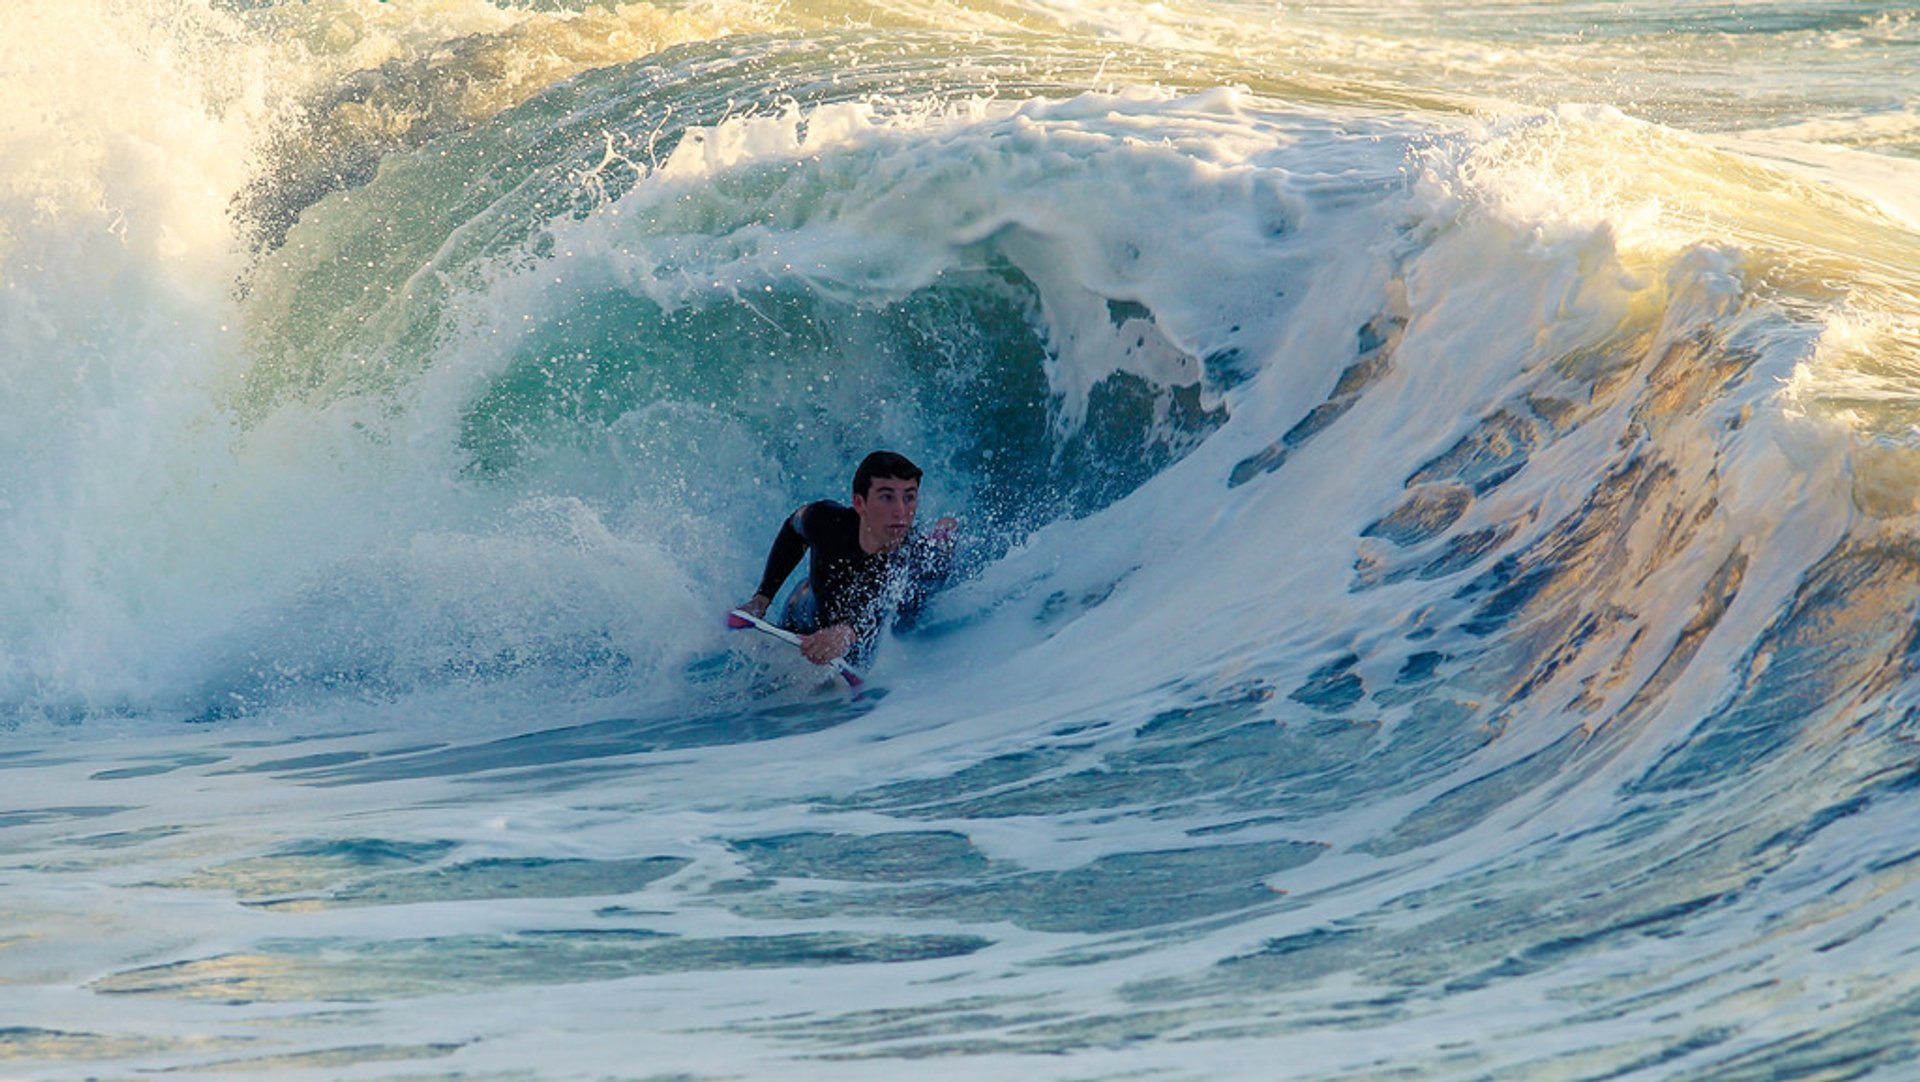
[853,476,920,551]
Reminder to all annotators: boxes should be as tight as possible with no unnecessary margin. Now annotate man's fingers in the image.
[802,626,852,664]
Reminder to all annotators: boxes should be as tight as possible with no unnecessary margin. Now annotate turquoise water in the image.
[4,0,1920,1077]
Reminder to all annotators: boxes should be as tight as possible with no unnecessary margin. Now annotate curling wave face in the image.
[5,0,1916,720]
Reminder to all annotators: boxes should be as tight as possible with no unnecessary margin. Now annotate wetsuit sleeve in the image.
[755,508,811,599]
[912,531,956,585]
[891,531,956,632]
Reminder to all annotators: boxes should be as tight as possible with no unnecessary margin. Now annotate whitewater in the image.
[4,0,1920,1078]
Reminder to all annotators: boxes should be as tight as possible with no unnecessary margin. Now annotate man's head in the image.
[852,450,923,553]
[852,450,922,497]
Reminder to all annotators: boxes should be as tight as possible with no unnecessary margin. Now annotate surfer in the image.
[736,450,957,667]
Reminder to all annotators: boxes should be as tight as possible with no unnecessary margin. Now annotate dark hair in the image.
[853,450,922,496]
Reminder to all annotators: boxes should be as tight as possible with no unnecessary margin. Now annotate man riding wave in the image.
[737,450,957,668]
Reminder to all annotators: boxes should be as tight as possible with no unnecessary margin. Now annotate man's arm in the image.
[886,517,959,635]
[740,508,810,618]
[916,516,959,583]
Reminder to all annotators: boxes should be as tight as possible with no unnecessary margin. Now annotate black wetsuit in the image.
[755,501,952,663]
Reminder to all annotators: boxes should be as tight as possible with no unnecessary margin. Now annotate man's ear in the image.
[851,493,867,514]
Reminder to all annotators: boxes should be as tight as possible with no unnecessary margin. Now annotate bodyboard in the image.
[727,609,870,696]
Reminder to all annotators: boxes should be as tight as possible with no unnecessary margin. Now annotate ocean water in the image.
[4,0,1920,1077]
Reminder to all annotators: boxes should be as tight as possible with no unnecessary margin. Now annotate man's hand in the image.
[738,593,771,619]
[927,516,958,545]
[800,624,855,664]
